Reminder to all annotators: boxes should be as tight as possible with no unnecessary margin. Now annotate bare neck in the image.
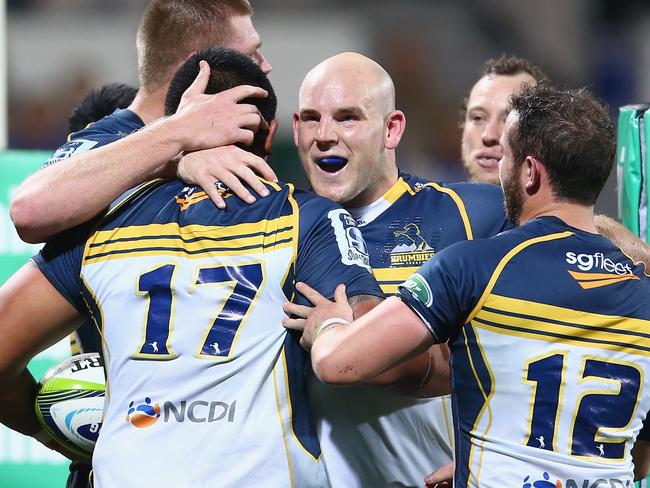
[127,85,168,125]
[519,200,597,233]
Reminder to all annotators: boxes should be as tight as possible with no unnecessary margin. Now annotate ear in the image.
[264,119,279,156]
[385,110,406,150]
[291,112,300,147]
[524,156,542,195]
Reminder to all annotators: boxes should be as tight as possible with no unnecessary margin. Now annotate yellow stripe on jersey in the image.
[83,216,295,263]
[421,182,474,240]
[568,270,640,289]
[373,266,419,295]
[473,293,650,356]
[466,231,574,323]
[383,177,415,203]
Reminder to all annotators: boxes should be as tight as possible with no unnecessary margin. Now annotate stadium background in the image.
[0,0,649,485]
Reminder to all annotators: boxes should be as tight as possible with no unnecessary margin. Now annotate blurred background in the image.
[1,0,650,485]
[5,0,650,214]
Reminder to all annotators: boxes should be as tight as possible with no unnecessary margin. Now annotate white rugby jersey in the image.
[35,179,382,487]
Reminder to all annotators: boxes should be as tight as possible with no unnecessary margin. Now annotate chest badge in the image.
[389,223,435,266]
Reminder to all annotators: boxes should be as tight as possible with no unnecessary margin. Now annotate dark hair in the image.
[165,47,276,155]
[69,83,138,132]
[459,54,547,127]
[507,83,615,205]
[136,0,252,90]
[480,54,547,81]
[165,47,276,120]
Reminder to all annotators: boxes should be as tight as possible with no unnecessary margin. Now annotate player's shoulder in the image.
[435,180,504,205]
[399,172,503,204]
[291,186,341,211]
[46,109,144,166]
[436,223,528,268]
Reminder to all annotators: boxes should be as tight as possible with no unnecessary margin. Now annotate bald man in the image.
[291,52,510,487]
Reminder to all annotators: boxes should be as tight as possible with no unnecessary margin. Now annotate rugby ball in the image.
[34,352,105,456]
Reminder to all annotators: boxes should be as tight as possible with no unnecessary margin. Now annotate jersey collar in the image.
[347,177,411,227]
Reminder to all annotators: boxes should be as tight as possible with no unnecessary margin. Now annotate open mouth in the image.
[316,156,348,173]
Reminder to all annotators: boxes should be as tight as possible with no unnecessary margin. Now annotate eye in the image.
[300,113,319,123]
[340,114,359,123]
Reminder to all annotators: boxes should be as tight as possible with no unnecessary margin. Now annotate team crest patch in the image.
[389,222,435,266]
[328,209,371,270]
[401,273,432,307]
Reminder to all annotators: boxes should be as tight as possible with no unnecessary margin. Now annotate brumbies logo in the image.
[389,223,435,266]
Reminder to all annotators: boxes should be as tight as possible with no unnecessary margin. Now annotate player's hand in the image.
[177,146,277,209]
[172,60,268,152]
[424,461,454,487]
[283,282,352,350]
[38,435,91,463]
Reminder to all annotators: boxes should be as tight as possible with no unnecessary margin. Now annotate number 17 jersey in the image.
[34,179,382,488]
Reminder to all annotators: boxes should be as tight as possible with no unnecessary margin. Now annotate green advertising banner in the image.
[0,150,71,487]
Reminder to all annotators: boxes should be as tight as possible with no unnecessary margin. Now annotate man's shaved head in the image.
[299,52,396,117]
[293,52,405,207]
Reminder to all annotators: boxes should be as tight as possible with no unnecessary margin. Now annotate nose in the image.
[259,53,272,74]
[316,119,337,146]
[482,118,503,146]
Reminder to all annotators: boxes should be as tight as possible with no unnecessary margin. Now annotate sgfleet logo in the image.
[522,472,633,488]
[565,252,638,289]
[125,396,236,428]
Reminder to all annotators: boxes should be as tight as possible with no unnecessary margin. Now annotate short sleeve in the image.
[294,194,383,304]
[44,109,143,166]
[45,133,123,167]
[397,241,487,343]
[31,224,93,313]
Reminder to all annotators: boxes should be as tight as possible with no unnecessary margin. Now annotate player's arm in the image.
[632,440,650,481]
[0,263,84,451]
[11,61,274,243]
[285,286,450,397]
[291,285,436,385]
[594,215,650,268]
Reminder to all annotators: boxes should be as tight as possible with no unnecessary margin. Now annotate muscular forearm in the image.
[312,296,433,385]
[366,344,451,398]
[10,117,183,243]
[0,369,41,436]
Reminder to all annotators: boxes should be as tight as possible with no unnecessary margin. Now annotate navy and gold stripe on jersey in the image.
[83,218,295,263]
[473,294,650,357]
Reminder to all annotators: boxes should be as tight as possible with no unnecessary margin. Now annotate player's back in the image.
[67,179,379,487]
[431,216,650,487]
